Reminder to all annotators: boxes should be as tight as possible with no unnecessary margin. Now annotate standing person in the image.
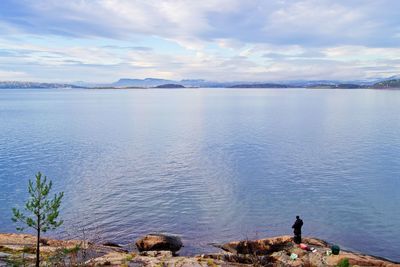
[292,216,303,244]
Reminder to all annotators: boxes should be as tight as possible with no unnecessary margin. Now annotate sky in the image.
[0,0,399,83]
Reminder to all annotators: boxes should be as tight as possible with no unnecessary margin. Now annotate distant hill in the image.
[111,78,236,88]
[306,83,365,89]
[3,76,400,89]
[155,84,185,88]
[373,79,400,88]
[229,83,289,88]
[112,78,176,87]
[107,76,400,89]
[0,81,83,89]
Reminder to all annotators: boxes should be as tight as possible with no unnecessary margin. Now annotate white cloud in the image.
[0,0,399,81]
[0,70,31,80]
[323,46,400,61]
[3,0,398,47]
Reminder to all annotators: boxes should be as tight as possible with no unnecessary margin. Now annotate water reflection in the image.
[0,89,399,261]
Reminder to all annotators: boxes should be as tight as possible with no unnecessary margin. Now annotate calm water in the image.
[0,88,399,261]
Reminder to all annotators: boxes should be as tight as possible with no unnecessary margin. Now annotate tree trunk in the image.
[36,225,40,267]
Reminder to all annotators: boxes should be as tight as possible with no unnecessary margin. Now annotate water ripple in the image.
[0,89,399,261]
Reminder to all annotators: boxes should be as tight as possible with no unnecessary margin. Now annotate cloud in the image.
[323,46,400,61]
[1,0,399,47]
[0,70,30,80]
[1,37,399,82]
[0,0,399,82]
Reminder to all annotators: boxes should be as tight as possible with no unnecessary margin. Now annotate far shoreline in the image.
[62,87,400,91]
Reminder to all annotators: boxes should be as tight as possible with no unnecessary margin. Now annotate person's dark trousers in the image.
[294,234,301,244]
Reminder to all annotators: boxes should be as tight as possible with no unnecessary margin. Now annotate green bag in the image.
[331,245,340,255]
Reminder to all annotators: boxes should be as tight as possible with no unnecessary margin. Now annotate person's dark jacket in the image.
[292,218,303,235]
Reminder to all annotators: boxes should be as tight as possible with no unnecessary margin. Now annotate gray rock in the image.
[0,252,11,259]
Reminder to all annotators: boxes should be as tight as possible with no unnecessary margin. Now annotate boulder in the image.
[135,234,183,253]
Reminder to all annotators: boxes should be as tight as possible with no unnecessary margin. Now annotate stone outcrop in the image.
[1,233,399,266]
[0,233,126,266]
[135,234,183,253]
[217,235,327,255]
[217,235,400,267]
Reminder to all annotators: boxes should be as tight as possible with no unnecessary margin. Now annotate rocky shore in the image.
[0,233,399,266]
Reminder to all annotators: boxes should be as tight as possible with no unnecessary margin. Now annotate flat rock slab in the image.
[86,251,245,267]
[0,233,83,248]
[218,235,400,267]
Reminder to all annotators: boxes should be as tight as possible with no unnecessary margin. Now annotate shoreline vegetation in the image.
[0,233,399,266]
[0,78,400,90]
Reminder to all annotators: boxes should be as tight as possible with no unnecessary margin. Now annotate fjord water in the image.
[0,88,399,261]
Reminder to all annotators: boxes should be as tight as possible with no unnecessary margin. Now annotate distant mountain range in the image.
[1,76,400,89]
[93,76,400,89]
[373,79,400,88]
[0,81,83,89]
[109,78,237,88]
